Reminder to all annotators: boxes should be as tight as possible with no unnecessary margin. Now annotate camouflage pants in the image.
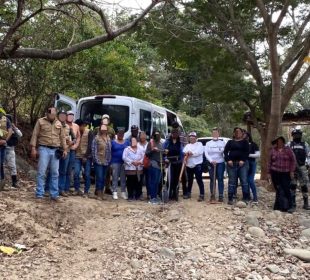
[291,165,309,198]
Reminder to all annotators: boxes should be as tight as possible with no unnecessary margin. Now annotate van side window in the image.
[152,111,167,138]
[140,109,152,137]
[56,101,73,112]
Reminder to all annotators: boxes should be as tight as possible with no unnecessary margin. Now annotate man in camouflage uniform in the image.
[288,128,310,211]
[0,105,12,190]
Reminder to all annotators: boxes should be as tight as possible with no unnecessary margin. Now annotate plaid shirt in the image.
[268,146,296,173]
[92,136,111,165]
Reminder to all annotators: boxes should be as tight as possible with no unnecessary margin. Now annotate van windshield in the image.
[80,100,129,131]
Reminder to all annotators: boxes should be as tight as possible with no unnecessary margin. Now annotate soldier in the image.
[30,107,67,200]
[0,105,13,190]
[288,127,310,211]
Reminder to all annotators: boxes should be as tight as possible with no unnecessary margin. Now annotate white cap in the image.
[188,131,197,137]
[102,114,110,120]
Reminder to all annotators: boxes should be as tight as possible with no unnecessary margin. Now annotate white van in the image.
[55,93,183,139]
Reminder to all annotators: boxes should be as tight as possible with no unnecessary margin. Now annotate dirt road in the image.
[0,178,310,280]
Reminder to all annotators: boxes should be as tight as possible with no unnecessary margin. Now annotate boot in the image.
[288,194,296,213]
[0,180,4,191]
[303,196,310,210]
[12,175,18,188]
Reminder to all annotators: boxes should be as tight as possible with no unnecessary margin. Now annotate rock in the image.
[248,211,263,218]
[112,213,121,217]
[283,248,310,262]
[299,217,310,228]
[158,247,175,259]
[301,228,310,238]
[248,227,265,238]
[27,169,37,180]
[167,209,181,222]
[236,201,247,208]
[245,215,259,227]
[279,268,290,276]
[266,264,280,274]
[130,259,142,269]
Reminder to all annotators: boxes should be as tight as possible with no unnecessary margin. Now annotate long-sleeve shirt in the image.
[205,139,225,163]
[91,136,111,165]
[248,142,260,161]
[30,117,66,150]
[122,146,144,174]
[145,140,164,169]
[183,141,204,168]
[163,138,184,163]
[224,139,249,162]
[268,146,296,173]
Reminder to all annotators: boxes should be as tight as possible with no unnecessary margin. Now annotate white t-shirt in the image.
[183,141,204,168]
[138,141,148,155]
[205,139,226,163]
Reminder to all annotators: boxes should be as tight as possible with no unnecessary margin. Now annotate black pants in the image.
[167,162,182,200]
[271,170,292,212]
[126,174,142,200]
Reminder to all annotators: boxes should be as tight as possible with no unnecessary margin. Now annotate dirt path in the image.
[0,178,310,280]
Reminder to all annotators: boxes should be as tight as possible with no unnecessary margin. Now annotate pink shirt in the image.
[268,146,296,173]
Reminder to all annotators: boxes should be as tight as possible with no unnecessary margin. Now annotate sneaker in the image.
[51,196,60,202]
[218,197,224,202]
[121,192,128,199]
[228,200,233,205]
[112,192,118,200]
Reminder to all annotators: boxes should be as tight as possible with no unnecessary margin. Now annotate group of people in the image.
[1,104,309,212]
[0,105,23,190]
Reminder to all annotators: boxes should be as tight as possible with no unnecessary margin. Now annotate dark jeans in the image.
[227,161,249,201]
[271,170,292,212]
[74,158,91,193]
[0,147,5,180]
[126,174,142,200]
[186,164,205,197]
[65,150,76,191]
[167,162,182,200]
[248,160,258,201]
[58,154,70,193]
[95,163,108,191]
[208,162,225,198]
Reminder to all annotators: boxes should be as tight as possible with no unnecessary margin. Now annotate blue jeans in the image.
[58,154,70,192]
[36,146,60,198]
[95,163,108,191]
[65,150,76,191]
[186,164,205,196]
[0,147,5,180]
[208,162,225,198]
[74,158,91,193]
[149,166,162,199]
[248,160,257,201]
[111,163,126,192]
[227,161,249,201]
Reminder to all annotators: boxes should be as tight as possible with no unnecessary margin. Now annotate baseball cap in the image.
[67,110,74,115]
[188,131,197,137]
[102,114,110,120]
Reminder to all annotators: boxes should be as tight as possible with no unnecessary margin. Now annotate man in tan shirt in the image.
[30,107,67,200]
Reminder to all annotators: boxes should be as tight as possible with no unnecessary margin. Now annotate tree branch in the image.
[273,0,290,32]
[0,0,25,54]
[0,0,164,59]
[280,12,310,74]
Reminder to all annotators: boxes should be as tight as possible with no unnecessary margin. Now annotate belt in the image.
[39,145,59,149]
